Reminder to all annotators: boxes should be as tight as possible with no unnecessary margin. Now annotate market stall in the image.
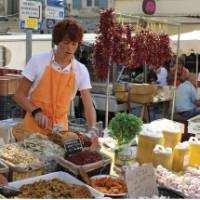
[1,8,200,200]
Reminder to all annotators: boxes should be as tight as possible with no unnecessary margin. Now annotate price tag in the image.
[24,18,38,29]
[125,163,158,198]
[64,138,83,155]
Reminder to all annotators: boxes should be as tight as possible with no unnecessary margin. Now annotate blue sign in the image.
[46,19,56,29]
[47,0,64,8]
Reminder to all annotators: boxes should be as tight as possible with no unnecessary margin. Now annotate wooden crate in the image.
[129,94,154,103]
[129,83,157,95]
[0,75,22,96]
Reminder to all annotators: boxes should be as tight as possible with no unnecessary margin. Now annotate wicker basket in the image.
[0,159,44,182]
[58,152,112,178]
[11,123,32,141]
[11,168,43,181]
[0,160,9,179]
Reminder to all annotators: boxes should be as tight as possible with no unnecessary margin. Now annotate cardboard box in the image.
[0,75,22,96]
[115,92,129,102]
[130,84,157,95]
[129,94,153,104]
[114,83,127,92]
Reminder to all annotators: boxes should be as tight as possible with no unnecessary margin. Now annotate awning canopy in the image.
[170,31,200,55]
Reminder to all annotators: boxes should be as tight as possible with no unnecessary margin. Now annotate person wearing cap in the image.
[168,57,189,86]
[14,18,98,148]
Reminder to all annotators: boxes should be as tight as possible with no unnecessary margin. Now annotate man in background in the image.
[168,57,189,86]
[175,73,200,119]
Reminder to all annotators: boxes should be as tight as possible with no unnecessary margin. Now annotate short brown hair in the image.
[52,18,84,45]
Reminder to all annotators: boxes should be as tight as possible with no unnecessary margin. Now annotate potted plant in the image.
[108,112,143,165]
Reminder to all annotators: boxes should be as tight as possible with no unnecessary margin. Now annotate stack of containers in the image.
[136,119,185,169]
[189,137,200,166]
[0,68,23,120]
[136,125,164,164]
[172,142,189,172]
[152,144,173,170]
[114,82,129,102]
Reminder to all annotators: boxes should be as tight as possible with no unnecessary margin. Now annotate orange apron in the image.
[24,59,75,135]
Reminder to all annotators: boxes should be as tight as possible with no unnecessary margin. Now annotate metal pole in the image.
[144,63,147,83]
[26,30,32,63]
[171,25,181,120]
[105,68,110,128]
[196,54,199,87]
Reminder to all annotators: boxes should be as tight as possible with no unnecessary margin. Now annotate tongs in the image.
[0,185,21,197]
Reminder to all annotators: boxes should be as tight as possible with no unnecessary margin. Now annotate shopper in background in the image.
[175,73,200,119]
[168,57,189,86]
[14,18,99,148]
[156,65,168,86]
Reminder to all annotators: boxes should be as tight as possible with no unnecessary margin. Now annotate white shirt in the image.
[22,51,92,98]
[156,67,168,86]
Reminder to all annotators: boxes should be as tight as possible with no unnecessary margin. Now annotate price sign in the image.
[19,0,42,30]
[125,163,158,198]
[24,18,38,29]
[64,138,83,155]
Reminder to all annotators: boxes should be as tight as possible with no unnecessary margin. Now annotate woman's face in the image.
[57,36,79,59]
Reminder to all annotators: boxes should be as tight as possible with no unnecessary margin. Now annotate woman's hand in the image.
[34,112,49,129]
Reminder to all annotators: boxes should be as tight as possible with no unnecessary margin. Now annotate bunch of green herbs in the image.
[108,112,142,147]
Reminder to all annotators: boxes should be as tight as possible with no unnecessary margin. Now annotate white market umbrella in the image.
[170,30,200,55]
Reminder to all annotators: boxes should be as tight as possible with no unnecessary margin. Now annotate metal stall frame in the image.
[103,12,181,128]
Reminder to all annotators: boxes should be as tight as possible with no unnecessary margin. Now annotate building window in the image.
[72,0,82,9]
[94,0,99,7]
[87,0,92,7]
[99,0,108,8]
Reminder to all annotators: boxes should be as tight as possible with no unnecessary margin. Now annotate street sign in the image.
[47,0,64,8]
[19,0,42,30]
[45,6,64,20]
[45,0,64,29]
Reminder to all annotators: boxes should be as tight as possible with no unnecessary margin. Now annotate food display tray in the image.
[57,152,111,177]
[8,171,103,198]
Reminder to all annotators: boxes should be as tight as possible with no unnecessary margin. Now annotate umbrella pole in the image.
[105,69,110,129]
[105,57,112,129]
[171,25,181,120]
[196,54,199,87]
[144,63,147,83]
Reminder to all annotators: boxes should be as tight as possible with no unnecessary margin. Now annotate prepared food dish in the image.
[91,176,127,196]
[0,144,40,169]
[65,150,102,165]
[16,178,92,199]
[20,133,65,173]
[48,131,92,147]
[48,131,78,146]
